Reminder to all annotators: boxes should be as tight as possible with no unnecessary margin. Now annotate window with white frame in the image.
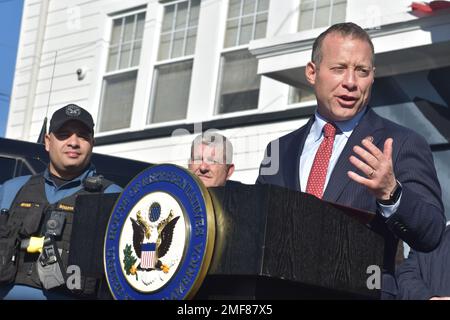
[298,0,346,31]
[217,50,260,114]
[224,0,269,48]
[150,60,194,123]
[98,10,145,132]
[148,0,200,124]
[217,0,269,115]
[158,0,200,60]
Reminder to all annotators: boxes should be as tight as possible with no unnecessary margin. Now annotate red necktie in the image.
[306,122,337,199]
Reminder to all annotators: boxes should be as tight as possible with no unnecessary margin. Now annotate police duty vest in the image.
[7,173,113,292]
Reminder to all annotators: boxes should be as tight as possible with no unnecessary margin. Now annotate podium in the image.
[70,183,384,299]
[197,183,383,299]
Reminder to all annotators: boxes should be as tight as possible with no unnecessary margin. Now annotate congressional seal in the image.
[104,164,215,299]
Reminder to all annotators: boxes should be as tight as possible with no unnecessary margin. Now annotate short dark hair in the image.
[311,22,375,66]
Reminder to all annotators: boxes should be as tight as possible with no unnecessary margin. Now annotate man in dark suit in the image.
[396,222,450,300]
[256,22,446,299]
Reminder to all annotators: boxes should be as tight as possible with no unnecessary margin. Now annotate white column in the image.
[21,0,50,141]
[185,0,227,121]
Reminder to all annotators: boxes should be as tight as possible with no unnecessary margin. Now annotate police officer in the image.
[0,104,122,299]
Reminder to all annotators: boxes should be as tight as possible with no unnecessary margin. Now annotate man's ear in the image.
[226,164,235,180]
[44,134,51,152]
[305,61,317,86]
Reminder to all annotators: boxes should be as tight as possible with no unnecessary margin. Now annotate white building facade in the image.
[7,0,450,217]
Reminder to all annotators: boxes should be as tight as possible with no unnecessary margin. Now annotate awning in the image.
[411,1,450,13]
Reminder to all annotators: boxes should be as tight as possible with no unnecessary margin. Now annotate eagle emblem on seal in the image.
[123,202,179,282]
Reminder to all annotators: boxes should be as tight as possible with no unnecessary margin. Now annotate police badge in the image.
[65,104,81,117]
[104,164,215,299]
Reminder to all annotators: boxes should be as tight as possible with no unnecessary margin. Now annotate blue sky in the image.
[0,0,24,137]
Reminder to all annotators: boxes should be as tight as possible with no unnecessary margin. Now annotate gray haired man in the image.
[188,132,235,187]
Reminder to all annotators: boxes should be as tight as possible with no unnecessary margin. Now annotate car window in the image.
[17,160,33,176]
[0,157,17,184]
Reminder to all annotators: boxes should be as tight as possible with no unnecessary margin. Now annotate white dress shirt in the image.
[299,109,400,218]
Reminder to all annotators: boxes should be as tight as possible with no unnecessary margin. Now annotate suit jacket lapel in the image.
[285,116,314,190]
[322,109,385,202]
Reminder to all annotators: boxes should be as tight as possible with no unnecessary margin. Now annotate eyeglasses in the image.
[190,157,224,165]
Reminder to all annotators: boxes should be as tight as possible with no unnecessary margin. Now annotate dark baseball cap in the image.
[49,104,94,134]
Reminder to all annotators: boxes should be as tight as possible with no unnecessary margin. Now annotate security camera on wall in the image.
[76,67,87,81]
